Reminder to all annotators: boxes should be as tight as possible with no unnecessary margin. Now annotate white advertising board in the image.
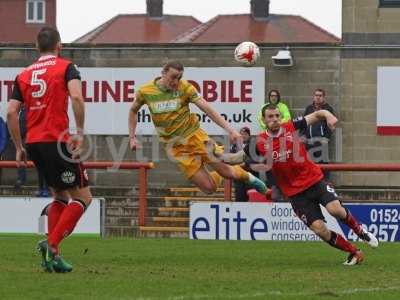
[0,67,265,135]
[190,202,342,241]
[0,197,104,235]
[377,67,400,135]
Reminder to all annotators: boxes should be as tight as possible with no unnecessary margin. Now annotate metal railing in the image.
[0,161,154,226]
[223,163,400,201]
[3,161,400,227]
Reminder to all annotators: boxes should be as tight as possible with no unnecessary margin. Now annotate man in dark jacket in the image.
[303,89,336,179]
[230,127,251,202]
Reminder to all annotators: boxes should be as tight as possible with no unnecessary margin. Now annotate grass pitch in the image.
[0,235,399,300]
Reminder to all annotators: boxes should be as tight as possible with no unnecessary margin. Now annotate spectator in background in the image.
[257,89,291,130]
[13,105,49,195]
[230,127,251,202]
[303,88,336,179]
[35,169,50,197]
[0,115,9,184]
[0,115,7,154]
[14,106,27,189]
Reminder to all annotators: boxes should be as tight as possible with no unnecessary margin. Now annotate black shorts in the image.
[288,180,338,227]
[26,142,89,191]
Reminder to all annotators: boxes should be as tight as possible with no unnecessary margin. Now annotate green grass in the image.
[0,235,399,300]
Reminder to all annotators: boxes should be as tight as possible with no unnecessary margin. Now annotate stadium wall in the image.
[340,0,400,186]
[343,0,400,42]
[0,44,399,188]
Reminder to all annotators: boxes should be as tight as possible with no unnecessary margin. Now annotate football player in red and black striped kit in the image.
[220,104,379,265]
[7,27,92,273]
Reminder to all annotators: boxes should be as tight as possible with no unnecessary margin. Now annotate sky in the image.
[57,0,342,43]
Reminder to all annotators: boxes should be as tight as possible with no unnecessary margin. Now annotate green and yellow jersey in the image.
[136,78,201,141]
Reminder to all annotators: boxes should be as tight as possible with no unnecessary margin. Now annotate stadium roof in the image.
[172,14,340,44]
[73,14,201,43]
[75,13,340,44]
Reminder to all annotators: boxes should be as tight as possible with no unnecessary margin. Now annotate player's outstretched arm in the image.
[128,93,144,151]
[304,109,338,131]
[194,98,242,143]
[7,99,27,166]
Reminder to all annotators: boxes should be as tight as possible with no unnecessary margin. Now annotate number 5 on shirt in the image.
[31,69,47,98]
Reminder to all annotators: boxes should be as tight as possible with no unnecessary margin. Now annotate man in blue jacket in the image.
[0,115,8,183]
[14,106,27,189]
[303,89,336,179]
[0,116,7,156]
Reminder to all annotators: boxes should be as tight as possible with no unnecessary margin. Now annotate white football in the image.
[234,41,260,66]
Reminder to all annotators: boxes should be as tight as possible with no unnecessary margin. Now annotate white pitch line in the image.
[133,285,400,300]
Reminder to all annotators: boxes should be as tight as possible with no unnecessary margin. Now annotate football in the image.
[234,41,260,66]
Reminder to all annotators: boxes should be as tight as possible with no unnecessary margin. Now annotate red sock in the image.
[48,200,86,250]
[328,231,358,254]
[47,198,68,235]
[342,209,363,236]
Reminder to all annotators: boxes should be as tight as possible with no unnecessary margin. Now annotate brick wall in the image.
[0,0,56,43]
[343,0,400,44]
[340,0,400,187]
[343,0,400,34]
